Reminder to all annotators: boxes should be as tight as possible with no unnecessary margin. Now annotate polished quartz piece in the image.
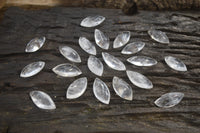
[113,31,130,48]
[87,55,104,76]
[20,61,45,78]
[127,56,157,66]
[148,29,169,44]
[94,29,109,50]
[52,63,82,77]
[126,70,153,89]
[30,91,56,110]
[25,37,46,52]
[165,56,187,71]
[154,92,184,108]
[102,52,126,71]
[80,16,105,27]
[112,76,133,100]
[79,37,96,55]
[66,77,87,99]
[121,42,145,55]
[93,78,110,104]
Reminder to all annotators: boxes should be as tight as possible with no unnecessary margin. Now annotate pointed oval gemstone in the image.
[20,61,45,78]
[66,77,87,99]
[113,31,130,48]
[79,37,96,55]
[127,56,157,66]
[25,37,46,52]
[93,78,110,104]
[165,56,187,71]
[102,52,126,71]
[52,63,82,77]
[126,70,153,89]
[148,29,169,44]
[30,91,56,110]
[112,76,133,100]
[59,46,81,63]
[154,92,184,108]
[80,16,105,27]
[121,42,145,55]
[94,29,109,50]
[88,55,104,76]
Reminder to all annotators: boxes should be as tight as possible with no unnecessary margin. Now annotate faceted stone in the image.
[154,92,184,108]
[165,56,187,71]
[25,37,46,52]
[148,29,169,44]
[80,16,105,27]
[87,55,104,76]
[66,77,87,99]
[126,70,153,89]
[94,29,109,50]
[30,91,56,110]
[112,76,133,100]
[113,31,130,48]
[127,56,157,66]
[121,42,145,55]
[79,37,96,55]
[20,61,45,78]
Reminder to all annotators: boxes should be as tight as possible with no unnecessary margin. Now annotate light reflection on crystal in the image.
[148,29,169,44]
[165,56,187,71]
[88,55,104,76]
[127,56,157,66]
[80,16,105,27]
[113,31,130,48]
[79,37,96,55]
[95,29,109,50]
[25,37,46,52]
[121,42,145,55]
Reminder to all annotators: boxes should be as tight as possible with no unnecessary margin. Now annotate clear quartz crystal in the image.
[20,61,45,78]
[87,55,104,76]
[66,77,87,99]
[165,56,187,71]
[148,29,169,44]
[112,76,133,100]
[121,42,145,55]
[80,16,105,27]
[127,56,157,66]
[79,37,96,55]
[94,29,109,50]
[113,31,130,48]
[25,37,46,52]
[154,92,184,108]
[30,91,56,110]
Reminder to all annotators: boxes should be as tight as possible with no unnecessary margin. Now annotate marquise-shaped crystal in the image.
[94,29,109,50]
[102,52,126,71]
[154,92,184,108]
[79,37,96,55]
[121,42,145,55]
[66,77,87,99]
[93,78,110,104]
[52,63,82,77]
[80,16,105,27]
[112,76,133,100]
[113,31,130,48]
[127,56,157,66]
[20,61,45,78]
[126,70,153,89]
[148,29,169,44]
[30,91,56,110]
[25,37,46,52]
[165,56,187,71]
[88,55,104,76]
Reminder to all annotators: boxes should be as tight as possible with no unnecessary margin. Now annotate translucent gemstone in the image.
[80,16,105,27]
[165,56,187,71]
[121,42,145,55]
[20,61,45,78]
[113,31,130,48]
[93,78,110,104]
[148,29,169,44]
[52,63,82,77]
[112,76,133,100]
[30,91,56,110]
[59,46,81,63]
[102,52,126,71]
[79,37,96,55]
[127,56,157,66]
[94,29,109,50]
[154,92,184,108]
[126,70,153,89]
[25,37,46,52]
[87,55,104,76]
[66,77,87,99]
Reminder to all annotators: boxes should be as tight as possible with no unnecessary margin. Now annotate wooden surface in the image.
[0,7,200,133]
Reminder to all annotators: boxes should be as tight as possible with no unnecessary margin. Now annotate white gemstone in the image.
[102,52,126,71]
[165,56,187,71]
[154,92,184,108]
[66,77,87,99]
[52,63,82,77]
[93,78,110,104]
[25,37,46,52]
[126,70,153,89]
[59,46,81,63]
[80,16,105,27]
[79,37,96,55]
[94,29,109,50]
[87,55,104,76]
[121,42,145,55]
[113,31,130,48]
[30,91,56,110]
[148,29,169,44]
[20,61,45,78]
[127,56,157,66]
[112,76,133,100]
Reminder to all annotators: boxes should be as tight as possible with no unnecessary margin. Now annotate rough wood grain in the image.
[0,7,200,133]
